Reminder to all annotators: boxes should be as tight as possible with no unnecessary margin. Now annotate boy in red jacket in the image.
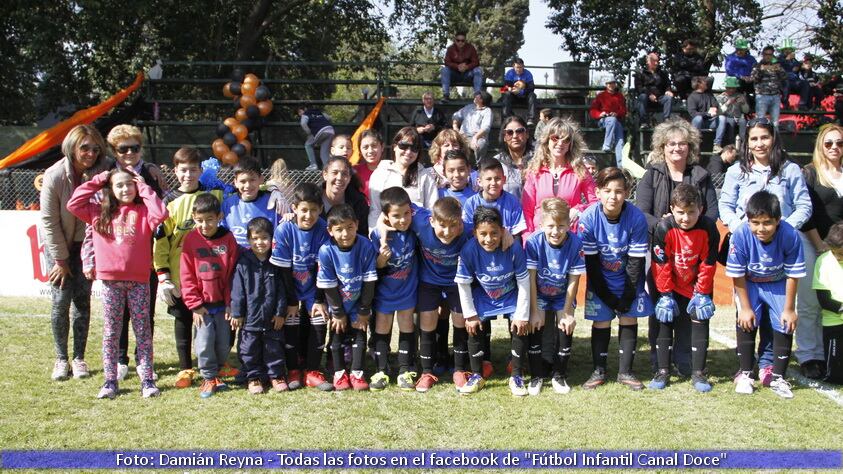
[180,193,239,398]
[589,77,627,167]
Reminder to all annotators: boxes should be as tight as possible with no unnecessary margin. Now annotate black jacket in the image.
[410,106,446,143]
[635,67,672,96]
[672,52,707,80]
[802,164,843,239]
[687,91,721,118]
[231,250,286,332]
[634,162,719,235]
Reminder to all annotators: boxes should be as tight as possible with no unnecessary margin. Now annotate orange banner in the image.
[0,72,145,170]
[349,97,386,165]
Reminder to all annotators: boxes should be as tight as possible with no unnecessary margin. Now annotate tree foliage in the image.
[812,0,843,69]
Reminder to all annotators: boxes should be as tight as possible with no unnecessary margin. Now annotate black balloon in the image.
[231,69,245,83]
[246,105,260,119]
[255,85,270,101]
[216,123,229,138]
[241,118,256,130]
[229,82,242,96]
[223,132,237,147]
[231,143,247,157]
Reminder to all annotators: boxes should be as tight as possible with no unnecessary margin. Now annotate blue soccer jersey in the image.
[370,227,418,313]
[270,219,329,310]
[725,220,806,282]
[316,236,379,320]
[455,238,528,319]
[411,206,469,286]
[462,191,527,235]
[221,191,279,248]
[525,231,586,311]
[439,186,477,207]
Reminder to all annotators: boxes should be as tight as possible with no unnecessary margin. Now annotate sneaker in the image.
[648,369,670,390]
[509,376,528,397]
[287,369,303,390]
[305,370,334,391]
[452,371,469,390]
[136,365,159,381]
[617,372,645,391]
[551,375,571,394]
[271,377,289,392]
[712,144,723,154]
[305,164,319,171]
[459,373,485,395]
[369,371,390,391]
[199,379,216,398]
[349,373,369,391]
[482,360,493,379]
[141,380,160,398]
[117,364,129,381]
[213,377,230,392]
[734,371,755,394]
[528,377,543,396]
[691,371,712,393]
[174,369,195,389]
[770,376,794,399]
[219,363,240,378]
[51,359,69,381]
[800,360,823,380]
[71,359,90,379]
[248,379,265,395]
[333,371,351,391]
[582,369,607,390]
[415,373,439,393]
[397,371,417,391]
[759,366,773,387]
[527,120,535,127]
[601,146,612,153]
[97,380,118,399]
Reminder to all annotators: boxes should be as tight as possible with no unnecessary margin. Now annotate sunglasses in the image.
[116,144,141,154]
[549,135,571,143]
[504,127,527,137]
[396,142,417,151]
[747,117,772,127]
[824,139,843,149]
[78,144,101,154]
[455,38,466,43]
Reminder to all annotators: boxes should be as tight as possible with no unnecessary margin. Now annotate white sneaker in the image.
[71,359,90,379]
[136,365,159,381]
[528,377,543,396]
[769,377,794,399]
[305,164,319,171]
[117,364,129,381]
[509,376,528,397]
[51,359,69,381]
[551,375,571,394]
[734,371,754,394]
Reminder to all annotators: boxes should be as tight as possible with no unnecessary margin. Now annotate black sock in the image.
[591,327,611,371]
[509,326,527,377]
[691,319,709,373]
[540,310,557,377]
[557,329,573,377]
[468,332,484,374]
[329,331,346,372]
[307,324,327,371]
[656,321,673,371]
[618,324,638,374]
[373,332,390,372]
[174,315,192,370]
[528,329,544,377]
[772,330,793,378]
[284,324,300,371]
[736,327,757,372]
[420,330,436,373]
[482,319,492,362]
[351,329,366,372]
[453,327,469,371]
[435,317,450,364]
[398,331,414,373]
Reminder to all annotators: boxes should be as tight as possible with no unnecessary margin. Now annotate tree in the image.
[813,0,843,69]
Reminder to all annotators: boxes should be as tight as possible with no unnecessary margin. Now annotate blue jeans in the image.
[49,244,91,361]
[722,116,747,145]
[441,66,483,97]
[691,115,727,145]
[598,116,624,167]
[194,307,232,380]
[637,93,673,121]
[755,94,781,125]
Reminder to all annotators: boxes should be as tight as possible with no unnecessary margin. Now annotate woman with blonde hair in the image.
[521,117,597,241]
[427,128,472,188]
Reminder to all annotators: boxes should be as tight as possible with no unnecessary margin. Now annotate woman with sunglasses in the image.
[719,117,812,387]
[521,117,597,241]
[798,125,843,379]
[41,124,112,381]
[492,115,534,199]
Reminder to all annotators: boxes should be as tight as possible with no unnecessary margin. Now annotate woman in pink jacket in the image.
[522,117,597,240]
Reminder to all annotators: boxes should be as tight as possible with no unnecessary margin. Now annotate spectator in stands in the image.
[724,39,757,98]
[441,31,483,101]
[687,76,726,154]
[751,46,787,126]
[635,51,674,126]
[835,84,843,125]
[411,92,447,150]
[41,124,112,381]
[717,76,750,147]
[706,144,738,177]
[321,156,370,236]
[778,39,810,111]
[427,128,471,188]
[534,108,553,143]
[298,105,335,171]
[672,39,708,99]
[501,58,537,125]
[492,115,534,199]
[635,119,718,376]
[800,55,824,110]
[590,76,627,167]
[452,91,493,161]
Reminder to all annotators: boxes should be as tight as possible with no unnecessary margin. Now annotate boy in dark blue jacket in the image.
[231,217,288,394]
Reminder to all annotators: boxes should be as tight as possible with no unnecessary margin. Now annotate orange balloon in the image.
[212,139,229,158]
[235,107,248,122]
[223,82,234,98]
[257,100,274,116]
[221,151,239,166]
[239,94,257,108]
[244,73,260,85]
[241,81,256,97]
[223,117,239,129]
[238,139,252,154]
[232,124,248,141]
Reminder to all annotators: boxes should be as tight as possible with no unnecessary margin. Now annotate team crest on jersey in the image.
[607,232,618,242]
[548,258,560,270]
[299,242,310,253]
[486,259,503,272]
[653,245,665,261]
[340,263,353,274]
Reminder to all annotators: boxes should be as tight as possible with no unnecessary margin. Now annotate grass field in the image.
[1,296,841,466]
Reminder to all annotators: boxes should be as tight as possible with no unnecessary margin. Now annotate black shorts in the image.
[417,281,462,314]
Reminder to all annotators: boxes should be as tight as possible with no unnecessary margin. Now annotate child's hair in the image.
[478,158,504,175]
[473,205,502,229]
[595,166,631,190]
[326,203,357,228]
[540,197,571,223]
[670,183,702,208]
[745,190,782,220]
[825,222,843,249]
[247,217,273,239]
[331,134,351,147]
[358,129,384,149]
[581,155,598,168]
[720,144,737,157]
[432,197,462,222]
[192,193,221,215]
[95,169,138,236]
[539,108,552,119]
[380,186,411,213]
[691,76,708,89]
[233,156,261,177]
[292,182,323,207]
[173,147,201,167]
[442,149,469,167]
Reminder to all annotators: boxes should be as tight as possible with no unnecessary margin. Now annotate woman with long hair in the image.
[492,115,534,199]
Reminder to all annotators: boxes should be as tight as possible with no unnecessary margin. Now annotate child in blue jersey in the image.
[369,187,420,391]
[726,191,805,398]
[438,149,477,205]
[221,157,279,249]
[462,158,526,236]
[455,206,531,396]
[578,167,652,391]
[526,198,585,395]
[316,203,378,391]
[270,183,332,392]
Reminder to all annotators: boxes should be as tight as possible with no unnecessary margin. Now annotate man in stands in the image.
[672,40,708,99]
[724,39,756,99]
[411,91,447,149]
[778,39,810,111]
[635,51,673,126]
[501,58,537,125]
[440,31,483,102]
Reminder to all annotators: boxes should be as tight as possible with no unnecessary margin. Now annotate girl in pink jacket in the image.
[67,169,168,399]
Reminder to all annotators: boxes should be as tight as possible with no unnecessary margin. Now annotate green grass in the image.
[1,296,841,458]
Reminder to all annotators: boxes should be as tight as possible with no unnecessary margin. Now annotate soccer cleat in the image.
[617,373,644,391]
[51,359,69,381]
[271,377,289,393]
[415,373,439,393]
[136,365,159,381]
[452,371,469,390]
[287,369,303,390]
[582,369,607,390]
[117,364,129,381]
[769,377,794,399]
[482,360,494,379]
[509,376,528,397]
[97,380,118,399]
[349,373,369,391]
[528,377,543,396]
[71,359,90,379]
[219,363,240,378]
[551,375,571,394]
[199,379,216,398]
[734,371,755,394]
[369,371,390,391]
[691,371,712,393]
[759,366,773,387]
[459,373,485,395]
[141,380,160,398]
[174,369,196,389]
[397,371,417,391]
[213,377,230,392]
[305,370,334,391]
[648,369,670,390]
[248,379,265,395]
[333,371,351,391]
